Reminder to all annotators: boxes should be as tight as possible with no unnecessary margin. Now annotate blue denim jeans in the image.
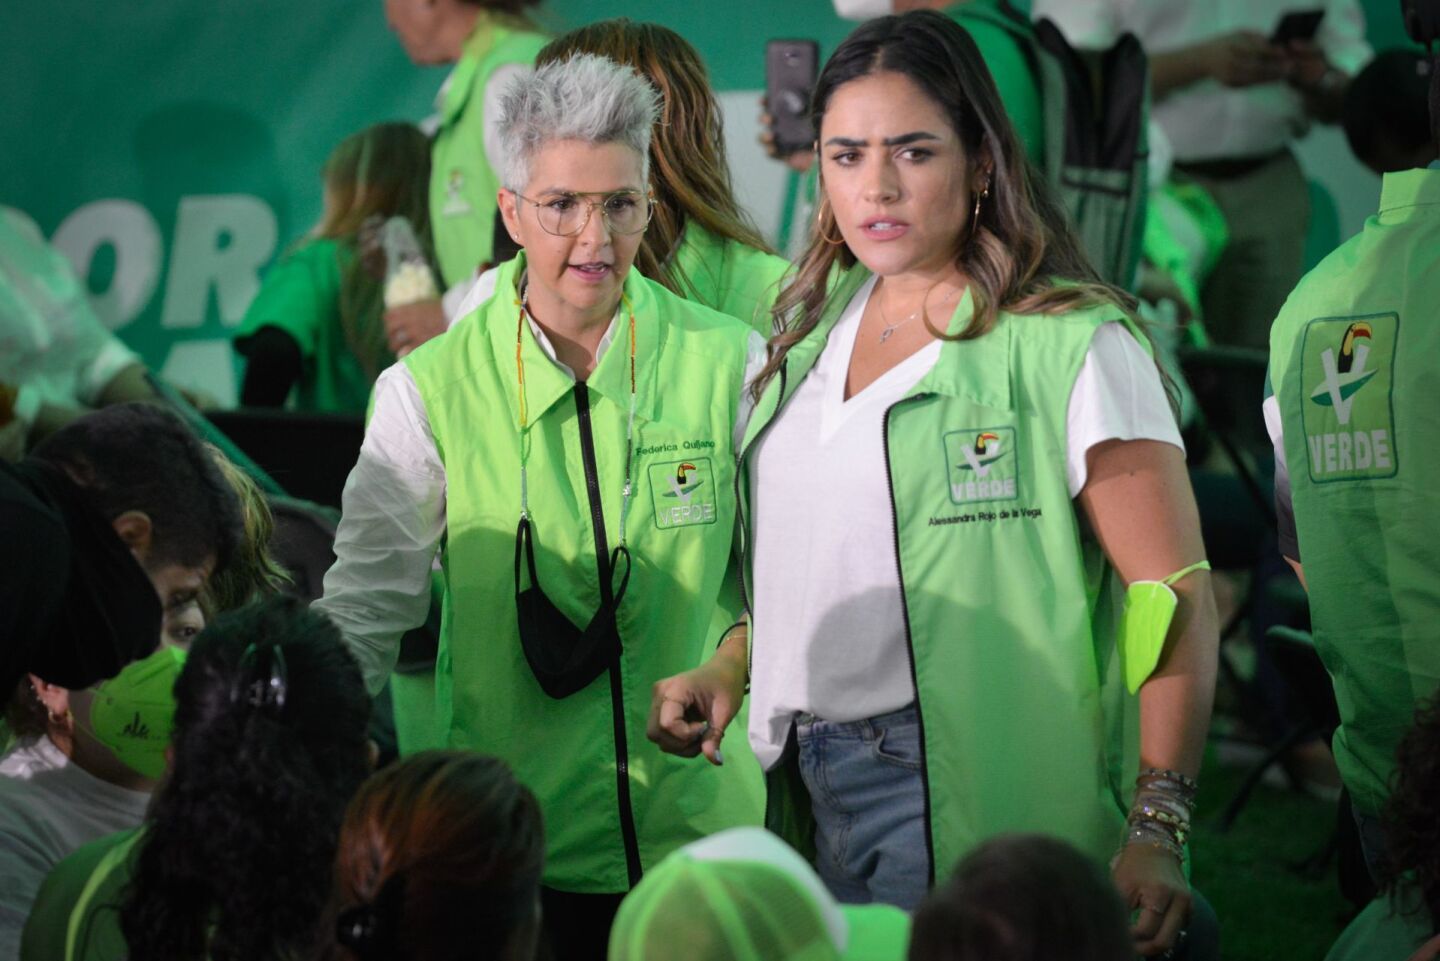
[795,704,930,911]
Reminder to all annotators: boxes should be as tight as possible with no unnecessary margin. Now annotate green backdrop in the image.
[0,0,1411,404]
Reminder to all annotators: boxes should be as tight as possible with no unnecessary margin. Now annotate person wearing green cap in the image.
[0,644,187,959]
[1264,8,1440,885]
[609,827,909,961]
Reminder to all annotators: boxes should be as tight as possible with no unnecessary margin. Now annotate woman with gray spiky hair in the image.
[314,52,768,959]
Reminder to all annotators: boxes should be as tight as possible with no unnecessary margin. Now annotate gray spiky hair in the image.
[497,52,661,192]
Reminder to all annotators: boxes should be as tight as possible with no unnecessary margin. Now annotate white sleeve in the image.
[312,363,448,694]
[1320,0,1373,75]
[1066,322,1185,497]
[1028,0,1125,48]
[482,63,532,177]
[733,330,768,453]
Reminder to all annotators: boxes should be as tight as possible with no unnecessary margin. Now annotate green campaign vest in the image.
[669,224,791,338]
[403,255,763,892]
[21,828,140,961]
[429,21,547,286]
[740,267,1139,880]
[1267,169,1440,817]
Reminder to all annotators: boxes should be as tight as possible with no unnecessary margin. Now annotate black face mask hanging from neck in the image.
[513,515,631,699]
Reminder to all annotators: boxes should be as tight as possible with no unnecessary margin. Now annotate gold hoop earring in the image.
[970,182,990,239]
[815,197,847,247]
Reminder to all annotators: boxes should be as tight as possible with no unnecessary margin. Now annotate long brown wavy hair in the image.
[314,122,432,381]
[535,20,774,302]
[753,10,1137,401]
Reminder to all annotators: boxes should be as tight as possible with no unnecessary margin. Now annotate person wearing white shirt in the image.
[1031,0,1372,349]
[650,13,1219,959]
[314,56,768,960]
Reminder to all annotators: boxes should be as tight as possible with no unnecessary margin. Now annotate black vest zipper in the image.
[572,383,643,888]
[882,395,937,887]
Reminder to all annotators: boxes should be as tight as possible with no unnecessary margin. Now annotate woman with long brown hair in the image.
[650,12,1218,959]
[445,20,790,337]
[328,751,545,961]
[235,122,431,414]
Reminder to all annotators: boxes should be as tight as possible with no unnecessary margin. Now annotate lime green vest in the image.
[1267,168,1440,817]
[670,224,790,338]
[430,21,547,286]
[740,267,1138,880]
[403,256,763,892]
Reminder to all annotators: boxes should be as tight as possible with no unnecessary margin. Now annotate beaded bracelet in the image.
[1121,769,1198,863]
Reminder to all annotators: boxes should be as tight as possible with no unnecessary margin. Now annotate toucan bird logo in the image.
[663,462,704,505]
[1311,320,1376,425]
[957,431,1006,478]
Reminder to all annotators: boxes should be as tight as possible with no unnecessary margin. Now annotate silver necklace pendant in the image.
[879,325,897,343]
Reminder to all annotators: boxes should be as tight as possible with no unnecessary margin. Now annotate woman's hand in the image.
[647,634,747,766]
[1112,844,1192,957]
[384,299,447,356]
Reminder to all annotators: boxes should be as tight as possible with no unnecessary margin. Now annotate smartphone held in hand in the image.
[765,39,819,156]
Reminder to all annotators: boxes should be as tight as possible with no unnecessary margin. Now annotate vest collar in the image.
[744,265,1013,452]
[486,255,662,428]
[916,288,1013,411]
[1378,167,1440,217]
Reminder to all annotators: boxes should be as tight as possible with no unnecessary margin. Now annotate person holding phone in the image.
[1030,0,1371,350]
[650,12,1218,959]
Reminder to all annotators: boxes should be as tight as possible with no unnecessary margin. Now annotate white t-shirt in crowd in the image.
[0,736,151,958]
[1029,0,1371,162]
[746,277,1184,769]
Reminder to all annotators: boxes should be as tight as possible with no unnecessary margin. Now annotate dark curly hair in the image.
[328,751,545,961]
[1382,693,1440,931]
[120,596,372,961]
[909,834,1132,961]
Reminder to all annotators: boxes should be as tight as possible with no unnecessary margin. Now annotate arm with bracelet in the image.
[1077,438,1219,958]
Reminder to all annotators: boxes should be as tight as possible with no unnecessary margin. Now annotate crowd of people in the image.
[2,0,1439,958]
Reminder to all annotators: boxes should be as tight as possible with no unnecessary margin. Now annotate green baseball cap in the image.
[608,827,910,961]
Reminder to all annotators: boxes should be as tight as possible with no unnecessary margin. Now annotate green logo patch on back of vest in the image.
[943,426,1019,504]
[1298,313,1399,483]
[648,458,718,529]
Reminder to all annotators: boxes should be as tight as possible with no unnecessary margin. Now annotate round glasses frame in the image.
[513,190,655,237]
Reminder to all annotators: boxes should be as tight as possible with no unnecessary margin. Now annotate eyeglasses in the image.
[514,190,654,237]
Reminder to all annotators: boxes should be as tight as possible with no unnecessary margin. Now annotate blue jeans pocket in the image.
[871,721,923,770]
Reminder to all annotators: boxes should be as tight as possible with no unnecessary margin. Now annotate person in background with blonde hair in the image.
[234,122,431,414]
[650,12,1218,958]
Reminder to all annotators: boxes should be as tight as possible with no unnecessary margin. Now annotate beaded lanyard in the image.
[514,279,639,546]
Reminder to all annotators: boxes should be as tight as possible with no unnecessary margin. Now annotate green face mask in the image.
[1116,561,1211,695]
[89,645,187,780]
